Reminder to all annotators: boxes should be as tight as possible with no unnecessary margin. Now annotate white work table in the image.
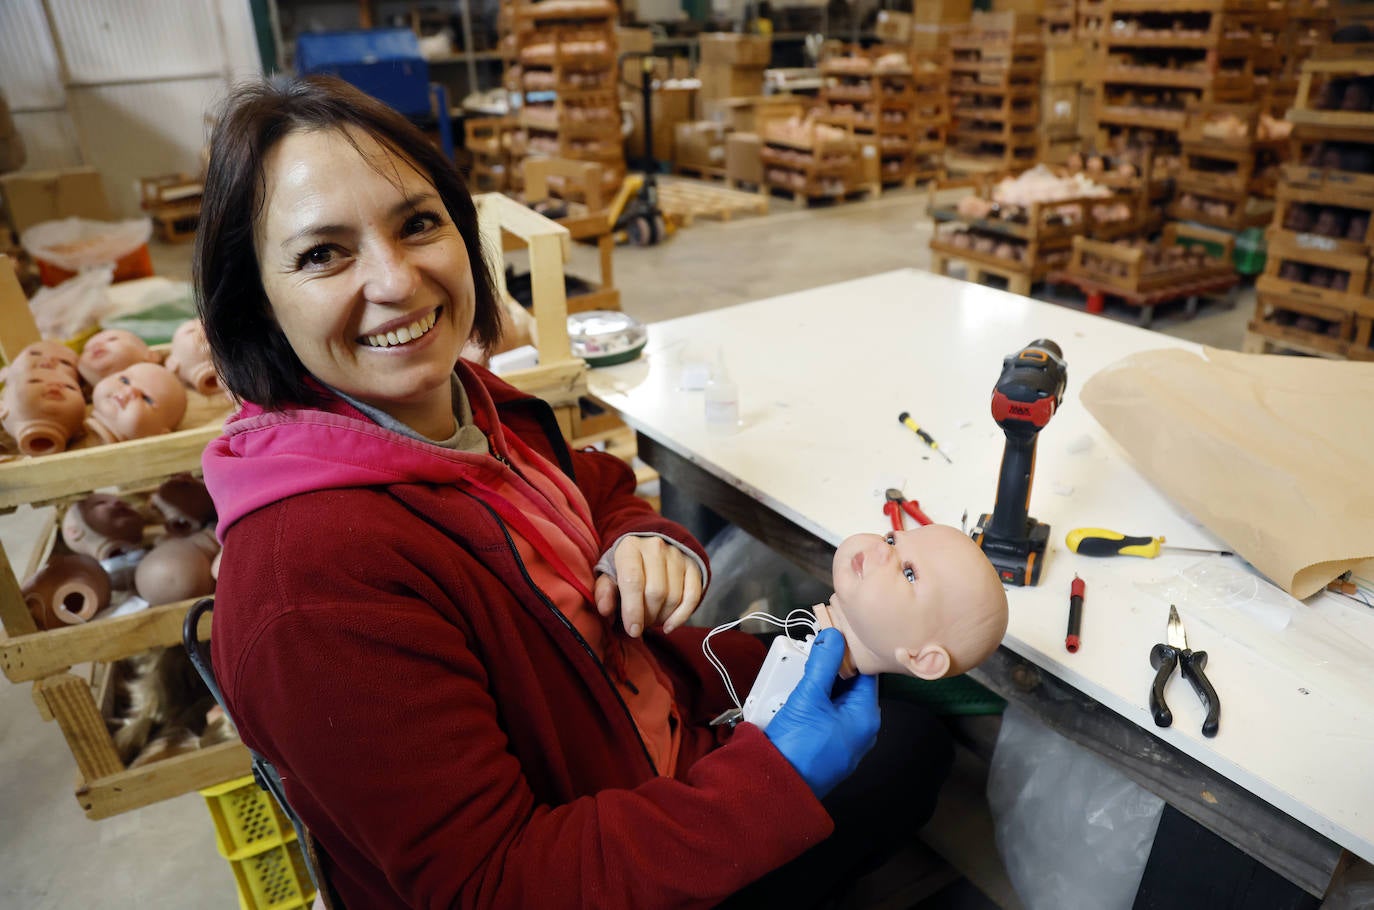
[588,269,1374,897]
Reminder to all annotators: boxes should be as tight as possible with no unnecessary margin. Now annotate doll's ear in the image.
[896,645,951,681]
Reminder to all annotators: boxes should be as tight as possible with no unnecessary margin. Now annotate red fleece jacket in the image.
[203,363,832,909]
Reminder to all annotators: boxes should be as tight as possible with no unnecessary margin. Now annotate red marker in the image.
[1065,575,1085,653]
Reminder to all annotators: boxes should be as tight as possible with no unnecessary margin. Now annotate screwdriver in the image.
[1066,528,1233,559]
[897,411,952,463]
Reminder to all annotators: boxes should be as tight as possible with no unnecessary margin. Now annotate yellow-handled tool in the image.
[1065,528,1233,559]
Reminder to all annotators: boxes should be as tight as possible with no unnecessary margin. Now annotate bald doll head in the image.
[3,341,80,384]
[78,329,158,387]
[62,493,147,560]
[86,362,187,444]
[815,524,1009,680]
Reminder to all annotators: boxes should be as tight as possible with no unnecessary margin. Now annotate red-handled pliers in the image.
[884,488,932,531]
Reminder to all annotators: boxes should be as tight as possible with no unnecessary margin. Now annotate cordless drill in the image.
[972,339,1067,587]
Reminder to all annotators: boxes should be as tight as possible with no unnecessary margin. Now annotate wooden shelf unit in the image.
[512,0,624,195]
[816,46,950,186]
[761,121,865,200]
[1092,0,1269,149]
[947,19,1044,172]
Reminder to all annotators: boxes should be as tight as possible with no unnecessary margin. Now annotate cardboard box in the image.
[707,95,806,132]
[674,121,728,173]
[726,131,763,186]
[1044,45,1086,83]
[1042,82,1080,138]
[627,87,696,161]
[0,168,112,236]
[699,34,772,67]
[617,27,655,56]
[697,63,766,105]
[875,11,913,43]
[911,23,961,50]
[913,0,972,25]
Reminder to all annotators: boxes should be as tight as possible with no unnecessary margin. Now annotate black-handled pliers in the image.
[1149,605,1220,738]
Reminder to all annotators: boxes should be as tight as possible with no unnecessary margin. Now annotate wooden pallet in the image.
[656,177,770,227]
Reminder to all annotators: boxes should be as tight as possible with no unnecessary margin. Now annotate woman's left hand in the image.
[594,536,703,637]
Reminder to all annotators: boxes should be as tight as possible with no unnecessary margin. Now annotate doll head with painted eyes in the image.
[86,362,187,443]
[78,329,159,387]
[0,367,87,455]
[2,340,80,384]
[814,524,1009,680]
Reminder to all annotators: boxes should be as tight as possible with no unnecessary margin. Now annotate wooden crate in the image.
[1168,187,1275,230]
[1268,183,1374,257]
[1282,124,1374,198]
[1245,291,1358,359]
[1064,222,1236,294]
[1288,53,1374,131]
[1,197,587,819]
[1254,236,1374,316]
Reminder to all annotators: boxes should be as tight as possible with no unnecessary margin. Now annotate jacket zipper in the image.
[471,495,659,777]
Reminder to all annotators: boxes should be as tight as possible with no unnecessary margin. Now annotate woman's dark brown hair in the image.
[193,74,501,409]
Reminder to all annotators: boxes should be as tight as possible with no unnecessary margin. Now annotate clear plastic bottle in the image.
[704,351,739,435]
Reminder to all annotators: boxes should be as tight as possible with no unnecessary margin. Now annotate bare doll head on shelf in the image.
[814,524,1009,680]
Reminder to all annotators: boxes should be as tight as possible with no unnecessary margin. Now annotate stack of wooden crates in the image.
[1247,43,1374,360]
[947,11,1045,173]
[513,0,624,198]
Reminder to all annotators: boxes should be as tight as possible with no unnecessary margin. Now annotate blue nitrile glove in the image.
[763,628,880,799]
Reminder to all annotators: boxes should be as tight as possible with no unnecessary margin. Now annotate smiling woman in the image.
[193,75,948,910]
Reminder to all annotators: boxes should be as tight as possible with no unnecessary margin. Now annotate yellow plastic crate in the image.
[202,775,296,861]
[202,776,317,910]
[230,837,316,910]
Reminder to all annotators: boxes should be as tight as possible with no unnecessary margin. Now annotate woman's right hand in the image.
[762,628,880,798]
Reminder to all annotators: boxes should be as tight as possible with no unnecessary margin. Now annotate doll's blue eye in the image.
[884,534,895,545]
[903,565,916,583]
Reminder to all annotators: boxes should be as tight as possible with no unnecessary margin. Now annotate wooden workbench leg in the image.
[1009,274,1030,296]
[34,673,124,783]
[1241,332,1269,354]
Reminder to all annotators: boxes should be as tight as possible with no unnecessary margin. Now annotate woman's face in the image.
[255,127,476,434]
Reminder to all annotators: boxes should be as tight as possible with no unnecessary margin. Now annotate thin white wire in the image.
[703,609,820,709]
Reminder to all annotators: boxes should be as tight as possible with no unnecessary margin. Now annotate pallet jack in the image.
[614,53,670,247]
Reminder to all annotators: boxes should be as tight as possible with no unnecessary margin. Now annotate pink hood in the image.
[202,365,516,542]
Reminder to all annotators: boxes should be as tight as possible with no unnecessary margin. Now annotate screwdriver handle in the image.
[1066,527,1162,558]
[1180,649,1220,738]
[1148,643,1178,728]
[898,412,936,447]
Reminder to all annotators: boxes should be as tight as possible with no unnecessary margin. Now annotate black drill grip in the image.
[987,434,1037,541]
[1180,649,1220,738]
[1074,534,1155,557]
[1148,643,1178,728]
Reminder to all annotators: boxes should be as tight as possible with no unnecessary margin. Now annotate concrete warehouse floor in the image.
[0,183,1275,909]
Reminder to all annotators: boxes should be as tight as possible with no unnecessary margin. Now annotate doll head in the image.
[163,319,222,396]
[151,474,216,537]
[134,537,216,606]
[815,524,1009,680]
[23,553,112,630]
[0,367,87,455]
[2,340,80,384]
[62,493,147,560]
[78,329,159,387]
[86,362,187,444]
